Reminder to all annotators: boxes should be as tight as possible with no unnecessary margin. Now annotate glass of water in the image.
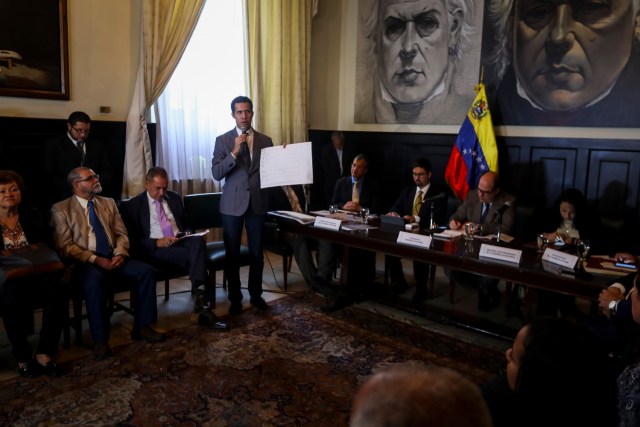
[576,239,591,261]
[359,207,370,224]
[329,204,339,215]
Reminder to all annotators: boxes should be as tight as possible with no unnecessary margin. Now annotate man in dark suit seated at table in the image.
[448,171,517,311]
[50,167,165,359]
[119,167,229,331]
[330,154,382,303]
[331,154,382,214]
[386,158,447,302]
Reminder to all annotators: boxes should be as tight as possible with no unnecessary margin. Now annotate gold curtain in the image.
[123,0,205,198]
[246,0,315,146]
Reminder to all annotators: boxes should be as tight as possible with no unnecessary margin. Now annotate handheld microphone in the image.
[240,127,249,153]
[490,201,512,223]
[422,192,447,205]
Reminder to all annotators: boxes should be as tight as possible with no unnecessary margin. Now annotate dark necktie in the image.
[77,140,85,165]
[88,200,110,256]
[480,203,490,223]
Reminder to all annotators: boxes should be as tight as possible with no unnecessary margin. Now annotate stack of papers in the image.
[432,229,464,239]
[268,211,316,225]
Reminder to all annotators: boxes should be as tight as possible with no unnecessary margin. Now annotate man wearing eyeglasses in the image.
[51,167,165,359]
[44,111,113,205]
[448,171,517,311]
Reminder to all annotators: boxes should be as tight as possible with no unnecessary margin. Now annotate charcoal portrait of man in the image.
[354,0,483,125]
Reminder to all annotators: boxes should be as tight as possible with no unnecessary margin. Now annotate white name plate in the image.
[479,244,522,264]
[397,231,432,249]
[541,248,578,269]
[313,216,342,231]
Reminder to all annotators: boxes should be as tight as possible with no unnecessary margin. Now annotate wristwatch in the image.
[608,300,620,315]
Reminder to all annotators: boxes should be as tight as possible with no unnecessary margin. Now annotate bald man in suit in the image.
[51,167,164,359]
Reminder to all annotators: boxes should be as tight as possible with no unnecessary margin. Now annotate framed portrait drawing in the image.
[0,0,70,100]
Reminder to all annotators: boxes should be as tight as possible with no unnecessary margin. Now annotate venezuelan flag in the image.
[445,83,498,200]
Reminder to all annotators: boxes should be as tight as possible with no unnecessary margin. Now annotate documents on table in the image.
[268,210,316,225]
[341,223,378,231]
[432,229,464,239]
[260,141,313,188]
[584,255,638,276]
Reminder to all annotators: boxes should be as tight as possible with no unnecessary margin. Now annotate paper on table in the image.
[433,229,464,239]
[260,141,313,188]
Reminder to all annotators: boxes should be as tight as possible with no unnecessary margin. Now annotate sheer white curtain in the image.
[155,1,247,195]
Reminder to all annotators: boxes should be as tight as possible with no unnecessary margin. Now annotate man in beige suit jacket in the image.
[51,167,164,359]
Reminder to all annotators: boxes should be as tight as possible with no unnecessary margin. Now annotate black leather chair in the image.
[182,193,251,294]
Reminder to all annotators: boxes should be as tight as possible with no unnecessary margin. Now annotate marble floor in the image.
[0,250,518,382]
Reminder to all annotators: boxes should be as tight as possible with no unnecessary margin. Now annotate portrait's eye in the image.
[384,17,407,41]
[520,2,554,30]
[414,12,439,38]
[572,0,612,25]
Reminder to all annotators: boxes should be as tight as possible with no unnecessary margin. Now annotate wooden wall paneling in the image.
[530,146,578,209]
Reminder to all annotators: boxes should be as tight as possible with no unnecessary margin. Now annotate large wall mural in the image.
[355,0,640,127]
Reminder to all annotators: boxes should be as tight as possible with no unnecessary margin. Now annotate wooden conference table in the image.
[274,213,616,337]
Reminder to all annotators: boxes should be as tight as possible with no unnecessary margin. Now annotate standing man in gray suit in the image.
[211,96,273,315]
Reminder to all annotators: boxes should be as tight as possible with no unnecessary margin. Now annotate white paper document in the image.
[260,142,313,188]
[268,210,316,225]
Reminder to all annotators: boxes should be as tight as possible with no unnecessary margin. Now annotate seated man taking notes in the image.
[119,167,229,331]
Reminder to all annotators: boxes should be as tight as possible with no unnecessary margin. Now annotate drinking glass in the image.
[359,207,370,224]
[537,233,548,252]
[463,222,478,240]
[329,204,339,215]
[576,239,591,261]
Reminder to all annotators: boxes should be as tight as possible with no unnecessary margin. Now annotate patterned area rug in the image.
[0,294,504,426]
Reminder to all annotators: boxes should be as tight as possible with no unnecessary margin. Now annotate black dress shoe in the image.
[35,361,65,377]
[319,297,352,313]
[411,289,429,303]
[17,360,43,378]
[229,302,243,315]
[390,280,409,295]
[131,326,166,343]
[93,342,113,360]
[478,290,502,312]
[198,311,230,331]
[250,297,269,310]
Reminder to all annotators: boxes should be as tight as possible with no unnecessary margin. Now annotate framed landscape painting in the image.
[0,0,70,100]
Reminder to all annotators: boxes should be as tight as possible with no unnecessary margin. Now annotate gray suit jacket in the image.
[211,128,273,216]
[51,195,130,263]
[451,190,517,235]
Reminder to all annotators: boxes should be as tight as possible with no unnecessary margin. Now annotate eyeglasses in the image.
[477,188,495,196]
[75,174,99,184]
[71,125,91,135]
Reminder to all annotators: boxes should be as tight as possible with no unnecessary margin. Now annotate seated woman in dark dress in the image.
[0,170,65,377]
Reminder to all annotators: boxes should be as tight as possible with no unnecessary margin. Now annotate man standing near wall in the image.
[211,96,273,316]
[44,111,113,205]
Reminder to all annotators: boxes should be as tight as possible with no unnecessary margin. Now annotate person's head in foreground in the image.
[350,363,492,427]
